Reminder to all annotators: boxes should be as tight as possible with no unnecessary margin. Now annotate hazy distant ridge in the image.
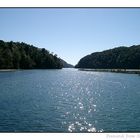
[60,59,74,68]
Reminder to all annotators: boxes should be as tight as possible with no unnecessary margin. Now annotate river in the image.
[0,68,140,132]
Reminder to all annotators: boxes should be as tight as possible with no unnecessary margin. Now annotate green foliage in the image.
[75,45,140,69]
[0,40,63,69]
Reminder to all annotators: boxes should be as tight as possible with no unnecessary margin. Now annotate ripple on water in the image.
[78,102,84,110]
[67,121,98,132]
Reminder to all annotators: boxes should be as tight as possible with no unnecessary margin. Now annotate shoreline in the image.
[0,69,17,72]
[0,68,63,72]
[79,68,140,74]
[1,68,140,74]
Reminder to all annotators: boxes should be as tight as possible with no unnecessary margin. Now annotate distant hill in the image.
[0,40,63,69]
[60,59,74,68]
[75,45,140,69]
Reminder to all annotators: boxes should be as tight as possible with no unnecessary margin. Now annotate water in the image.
[0,68,140,132]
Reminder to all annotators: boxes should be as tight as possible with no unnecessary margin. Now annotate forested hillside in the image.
[0,40,63,69]
[75,45,140,69]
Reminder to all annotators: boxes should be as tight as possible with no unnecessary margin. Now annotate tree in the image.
[76,45,140,69]
[0,40,63,69]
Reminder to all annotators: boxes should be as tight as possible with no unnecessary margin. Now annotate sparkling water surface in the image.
[0,68,140,132]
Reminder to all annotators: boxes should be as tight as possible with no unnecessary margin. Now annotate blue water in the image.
[0,68,140,132]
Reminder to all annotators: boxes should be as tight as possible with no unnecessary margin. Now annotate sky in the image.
[0,8,140,65]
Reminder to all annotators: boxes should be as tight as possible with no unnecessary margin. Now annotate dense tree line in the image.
[75,45,140,69]
[0,40,63,69]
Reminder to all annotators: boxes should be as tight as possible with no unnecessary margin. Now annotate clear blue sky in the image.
[0,8,140,65]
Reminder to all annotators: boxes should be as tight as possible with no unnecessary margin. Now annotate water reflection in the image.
[0,69,140,132]
[54,71,101,132]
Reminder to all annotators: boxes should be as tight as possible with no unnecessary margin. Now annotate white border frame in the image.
[0,0,140,7]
